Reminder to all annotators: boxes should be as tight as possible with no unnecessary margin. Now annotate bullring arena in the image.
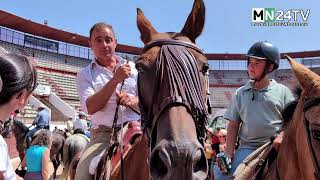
[1,8,320,179]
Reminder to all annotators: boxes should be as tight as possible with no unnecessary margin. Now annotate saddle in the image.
[89,122,143,179]
[232,141,277,180]
[25,126,47,148]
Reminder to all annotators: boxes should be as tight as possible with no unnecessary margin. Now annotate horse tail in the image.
[60,138,65,163]
[62,138,76,180]
[68,141,76,167]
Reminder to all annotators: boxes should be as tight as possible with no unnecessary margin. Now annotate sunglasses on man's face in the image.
[218,135,226,138]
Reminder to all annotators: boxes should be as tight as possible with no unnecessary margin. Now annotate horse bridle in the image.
[303,97,320,178]
[138,39,210,149]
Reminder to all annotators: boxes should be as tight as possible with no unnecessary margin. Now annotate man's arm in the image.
[272,131,284,151]
[86,78,119,115]
[32,113,40,125]
[225,120,241,159]
[85,64,131,115]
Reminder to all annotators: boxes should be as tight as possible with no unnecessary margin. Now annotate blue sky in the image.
[1,0,319,54]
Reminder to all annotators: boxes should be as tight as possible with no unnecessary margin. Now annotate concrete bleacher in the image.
[22,104,37,122]
[207,68,313,108]
[0,40,83,121]
[3,39,320,117]
[37,70,78,100]
[0,40,91,73]
[209,70,247,85]
[210,87,237,108]
[1,40,81,100]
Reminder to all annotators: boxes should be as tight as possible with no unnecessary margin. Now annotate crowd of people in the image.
[0,21,299,180]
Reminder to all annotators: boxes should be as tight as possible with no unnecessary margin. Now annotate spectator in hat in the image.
[26,105,50,147]
[73,111,88,135]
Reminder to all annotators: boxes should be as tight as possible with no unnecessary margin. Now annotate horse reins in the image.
[303,97,320,179]
[138,39,209,149]
[98,59,142,180]
[109,59,130,180]
[0,119,4,135]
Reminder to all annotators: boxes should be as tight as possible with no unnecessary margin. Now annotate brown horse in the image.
[235,56,320,180]
[98,0,210,179]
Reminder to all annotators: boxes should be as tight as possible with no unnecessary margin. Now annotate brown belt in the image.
[91,125,121,135]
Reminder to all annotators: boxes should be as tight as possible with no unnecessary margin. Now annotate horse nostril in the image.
[150,148,171,178]
[192,149,208,178]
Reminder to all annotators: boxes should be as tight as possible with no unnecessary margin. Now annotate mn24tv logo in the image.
[251,8,310,26]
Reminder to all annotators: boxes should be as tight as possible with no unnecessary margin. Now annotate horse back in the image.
[50,132,65,158]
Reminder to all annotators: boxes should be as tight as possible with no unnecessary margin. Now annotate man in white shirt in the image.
[75,22,140,180]
[73,111,88,134]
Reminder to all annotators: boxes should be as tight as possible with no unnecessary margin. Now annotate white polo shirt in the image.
[0,135,16,180]
[73,118,88,131]
[76,55,140,129]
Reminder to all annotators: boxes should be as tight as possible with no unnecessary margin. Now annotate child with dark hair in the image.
[0,47,38,180]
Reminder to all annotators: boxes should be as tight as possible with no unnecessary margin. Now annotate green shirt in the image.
[224,79,295,149]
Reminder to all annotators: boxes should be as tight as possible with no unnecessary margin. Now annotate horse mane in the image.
[146,44,208,142]
[13,119,29,132]
[281,86,302,130]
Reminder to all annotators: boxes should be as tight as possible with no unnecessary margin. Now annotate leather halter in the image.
[144,39,204,54]
[303,97,320,179]
[138,39,209,149]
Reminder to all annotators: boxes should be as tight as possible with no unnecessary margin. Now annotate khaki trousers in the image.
[75,125,118,180]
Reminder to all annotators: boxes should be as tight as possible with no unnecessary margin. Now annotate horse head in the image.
[285,55,320,179]
[12,120,29,135]
[136,0,209,179]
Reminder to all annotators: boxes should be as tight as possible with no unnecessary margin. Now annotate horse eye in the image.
[312,130,320,141]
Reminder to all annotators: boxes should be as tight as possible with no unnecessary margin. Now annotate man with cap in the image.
[26,104,50,147]
[215,41,295,179]
[73,111,88,135]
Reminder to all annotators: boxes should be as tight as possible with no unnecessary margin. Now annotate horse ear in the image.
[181,0,205,43]
[137,8,157,44]
[286,55,320,97]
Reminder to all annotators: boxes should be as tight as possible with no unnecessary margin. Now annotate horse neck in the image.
[15,124,28,142]
[275,99,316,180]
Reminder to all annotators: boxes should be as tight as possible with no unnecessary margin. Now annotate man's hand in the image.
[117,92,139,108]
[113,64,131,83]
[272,131,284,151]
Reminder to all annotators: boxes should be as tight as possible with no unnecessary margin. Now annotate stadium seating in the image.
[2,38,320,120]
